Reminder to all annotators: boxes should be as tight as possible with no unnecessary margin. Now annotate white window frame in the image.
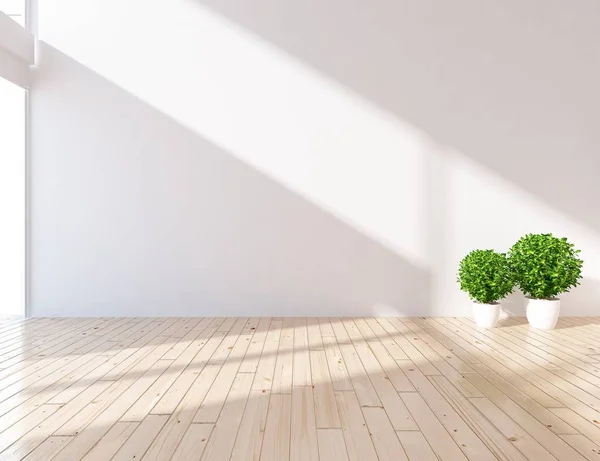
[0,1,34,317]
[0,10,34,87]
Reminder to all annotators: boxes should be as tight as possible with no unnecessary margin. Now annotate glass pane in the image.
[0,0,24,14]
[0,77,26,317]
[0,0,25,26]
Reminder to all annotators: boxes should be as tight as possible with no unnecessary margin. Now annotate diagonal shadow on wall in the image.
[30,43,432,317]
[191,0,600,315]
[194,0,600,232]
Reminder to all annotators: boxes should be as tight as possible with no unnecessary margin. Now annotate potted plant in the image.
[458,250,514,328]
[508,233,583,330]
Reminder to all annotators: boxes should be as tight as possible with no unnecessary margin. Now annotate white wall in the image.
[30,0,600,317]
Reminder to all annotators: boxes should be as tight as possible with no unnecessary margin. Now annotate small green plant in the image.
[458,250,514,304]
[508,233,583,299]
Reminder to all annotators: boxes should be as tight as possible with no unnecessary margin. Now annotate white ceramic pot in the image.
[526,297,560,330]
[472,302,500,328]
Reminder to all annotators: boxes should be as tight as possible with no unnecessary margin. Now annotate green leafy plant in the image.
[458,250,514,304]
[508,233,583,299]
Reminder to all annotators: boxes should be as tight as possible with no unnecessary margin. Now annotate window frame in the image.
[0,0,34,317]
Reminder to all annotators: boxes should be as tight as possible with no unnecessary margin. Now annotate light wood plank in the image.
[142,364,220,460]
[470,397,559,461]
[230,390,270,461]
[0,380,114,460]
[465,372,588,460]
[252,321,282,391]
[293,318,311,387]
[380,318,440,376]
[449,318,600,409]
[239,317,271,373]
[193,320,256,424]
[317,429,349,461]
[0,404,60,452]
[149,330,227,416]
[121,318,225,421]
[396,431,440,461]
[272,317,294,394]
[549,407,600,445]
[429,376,529,461]
[399,392,469,461]
[111,415,168,460]
[396,361,498,461]
[469,363,578,435]
[428,318,566,408]
[322,335,353,391]
[307,317,324,351]
[200,373,254,460]
[49,351,174,461]
[559,434,600,461]
[260,393,292,461]
[310,350,340,428]
[290,386,319,461]
[330,319,380,407]
[171,423,213,461]
[334,391,378,461]
[362,318,410,360]
[318,318,335,337]
[362,406,409,461]
[342,319,416,431]
[80,421,139,461]
[366,340,414,392]
[22,436,73,461]
[55,355,172,436]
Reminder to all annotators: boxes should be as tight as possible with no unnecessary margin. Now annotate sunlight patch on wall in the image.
[39,0,431,267]
[37,0,600,315]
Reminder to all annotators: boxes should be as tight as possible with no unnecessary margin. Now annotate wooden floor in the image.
[0,318,599,460]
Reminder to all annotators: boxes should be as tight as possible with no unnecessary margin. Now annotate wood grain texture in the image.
[0,317,599,461]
